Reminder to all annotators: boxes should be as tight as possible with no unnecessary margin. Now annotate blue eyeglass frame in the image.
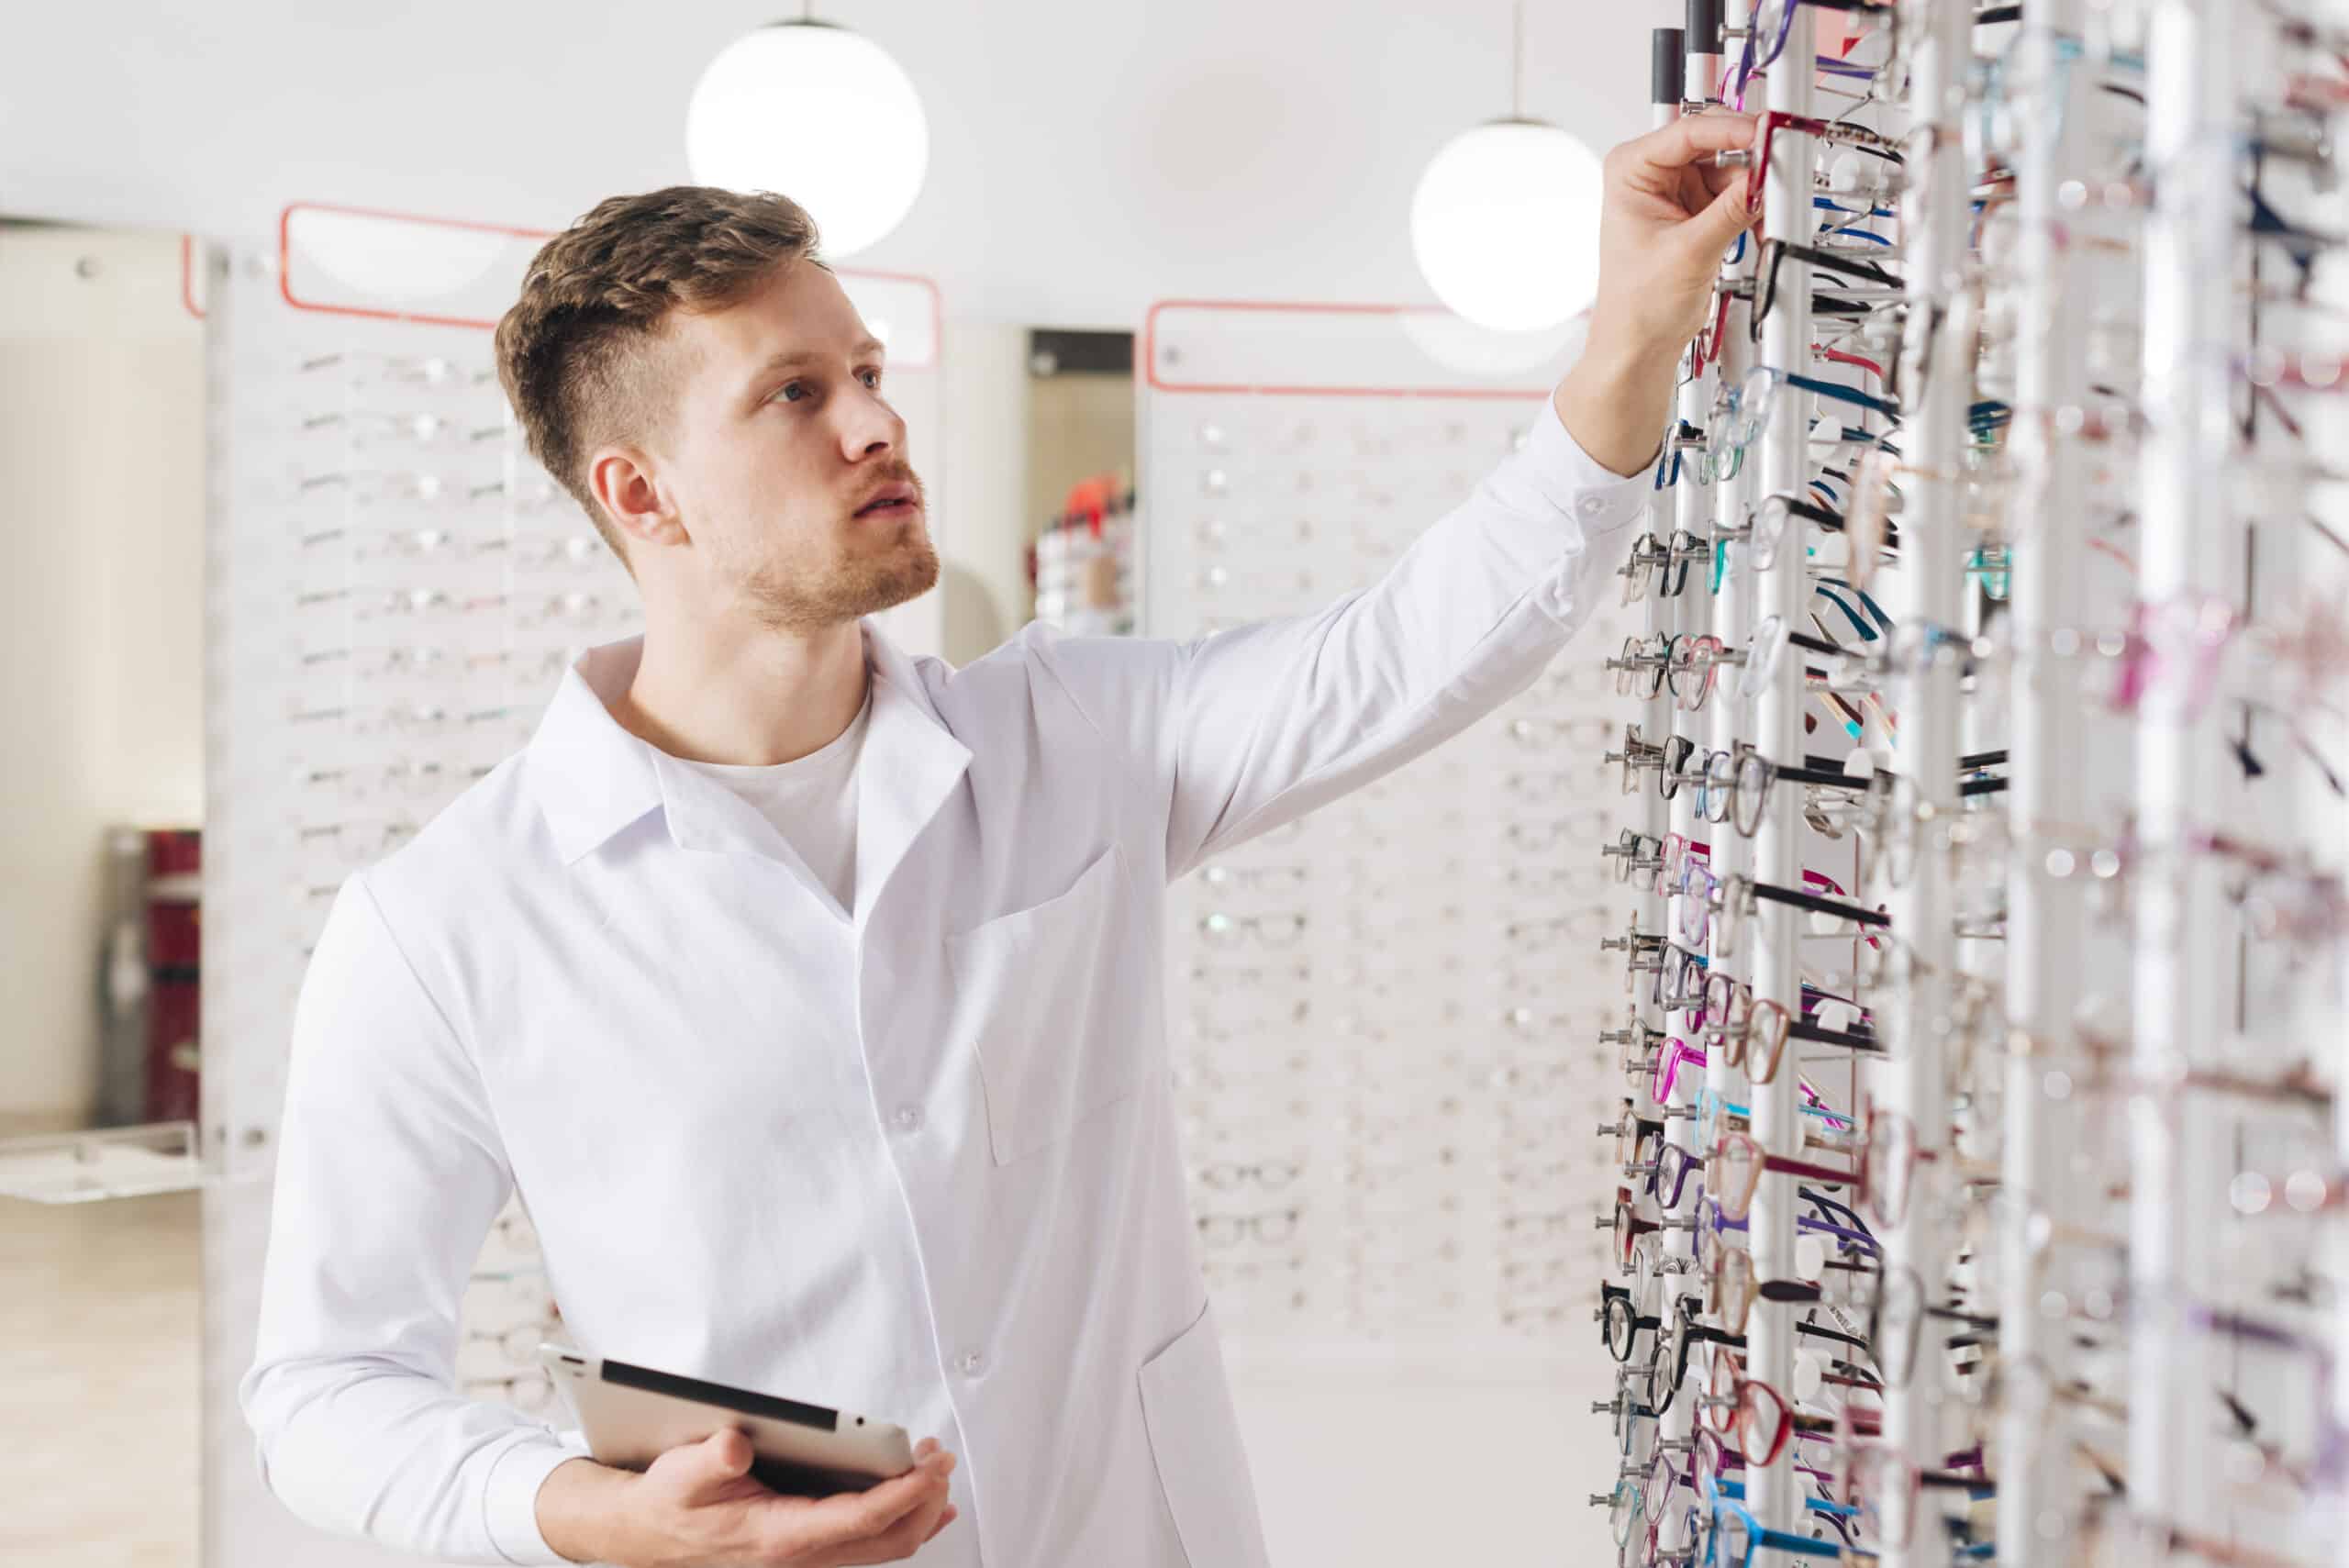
[1699,1473,1857,1566]
[1694,1084,1862,1141]
[1724,368,1905,455]
[1657,1462,1863,1542]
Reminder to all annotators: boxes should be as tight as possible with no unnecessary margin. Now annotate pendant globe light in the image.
[1408,0,1603,332]
[685,5,930,257]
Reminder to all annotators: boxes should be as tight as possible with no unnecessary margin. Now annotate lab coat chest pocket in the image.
[945,844,1141,1165]
[1139,1299,1271,1568]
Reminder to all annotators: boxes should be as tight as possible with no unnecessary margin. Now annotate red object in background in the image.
[143,829,203,1124]
[1062,475,1114,539]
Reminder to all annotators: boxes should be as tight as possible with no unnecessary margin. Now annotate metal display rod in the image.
[1706,0,1753,1140]
[2338,966,2349,1568]
[1619,29,1680,1139]
[1879,0,1971,1562]
[1742,0,1810,1539]
[1655,23,1713,1554]
[1665,0,1717,1218]
[2132,0,2239,1540]
[1587,44,1687,1555]
[1998,0,2094,1557]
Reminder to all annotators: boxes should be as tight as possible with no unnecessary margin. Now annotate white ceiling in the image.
[7,0,1662,328]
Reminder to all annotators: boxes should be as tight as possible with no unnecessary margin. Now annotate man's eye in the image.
[774,371,881,405]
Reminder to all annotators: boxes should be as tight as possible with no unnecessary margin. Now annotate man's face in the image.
[650,262,937,631]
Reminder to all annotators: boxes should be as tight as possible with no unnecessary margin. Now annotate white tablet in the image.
[540,1345,917,1496]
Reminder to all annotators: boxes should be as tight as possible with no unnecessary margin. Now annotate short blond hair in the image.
[493,186,831,573]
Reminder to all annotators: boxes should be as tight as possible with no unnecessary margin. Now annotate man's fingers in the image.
[790,1459,950,1551]
[1674,162,1720,221]
[1694,155,1745,201]
[1685,178,1761,255]
[841,1489,952,1564]
[1623,110,1758,174]
[670,1429,757,1503]
[703,1429,755,1476]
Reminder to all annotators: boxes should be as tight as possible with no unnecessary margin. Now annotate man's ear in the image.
[588,445,685,555]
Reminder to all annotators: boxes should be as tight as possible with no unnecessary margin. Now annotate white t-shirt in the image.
[668,690,873,913]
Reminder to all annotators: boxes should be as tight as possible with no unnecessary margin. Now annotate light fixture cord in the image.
[1511,0,1523,119]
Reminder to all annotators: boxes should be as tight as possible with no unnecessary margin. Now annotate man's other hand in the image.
[540,1428,960,1567]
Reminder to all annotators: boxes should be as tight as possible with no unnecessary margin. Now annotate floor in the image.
[2,1189,201,1567]
[0,1184,1615,1568]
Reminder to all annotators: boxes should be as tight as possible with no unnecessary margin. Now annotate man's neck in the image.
[609,613,870,768]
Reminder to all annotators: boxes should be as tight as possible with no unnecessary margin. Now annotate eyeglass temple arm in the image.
[1752,880,1892,927]
[1929,1303,2001,1330]
[1789,1019,1884,1050]
[1757,1279,1825,1307]
[1777,762,1864,790]
[1772,239,1903,289]
[1793,1319,1869,1353]
[1765,1151,1862,1184]
[1787,372,1903,421]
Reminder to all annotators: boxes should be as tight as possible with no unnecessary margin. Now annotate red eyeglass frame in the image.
[1741,111,1906,217]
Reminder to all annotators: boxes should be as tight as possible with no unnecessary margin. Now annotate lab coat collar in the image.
[852,622,974,918]
[529,637,663,865]
[529,624,972,916]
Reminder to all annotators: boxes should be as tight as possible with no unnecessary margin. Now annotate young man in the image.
[240,113,1754,1568]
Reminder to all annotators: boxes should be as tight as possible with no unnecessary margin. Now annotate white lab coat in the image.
[239,390,1648,1567]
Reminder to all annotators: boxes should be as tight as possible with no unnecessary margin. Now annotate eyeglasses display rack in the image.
[1589,1,2346,1564]
[1137,302,1643,1376]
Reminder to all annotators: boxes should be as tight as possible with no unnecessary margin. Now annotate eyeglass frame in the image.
[1868,1262,2001,1393]
[1727,110,1908,219]
[1710,1129,1861,1224]
[1729,740,1882,840]
[1693,873,1893,960]
[1751,237,1907,344]
[1598,1280,1664,1362]
[1602,827,1666,887]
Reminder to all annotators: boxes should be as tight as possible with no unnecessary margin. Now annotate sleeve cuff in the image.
[1511,391,1654,537]
[484,1432,595,1566]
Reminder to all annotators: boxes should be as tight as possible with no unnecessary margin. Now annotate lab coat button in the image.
[957,1349,986,1377]
[892,1105,923,1134]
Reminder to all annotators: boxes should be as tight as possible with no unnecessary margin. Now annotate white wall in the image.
[4,0,1654,329]
[1229,1347,1619,1567]
[0,226,206,1132]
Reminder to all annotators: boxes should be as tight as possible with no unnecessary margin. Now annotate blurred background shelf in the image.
[0,1120,204,1205]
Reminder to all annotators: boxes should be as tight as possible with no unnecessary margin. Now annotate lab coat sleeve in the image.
[1028,389,1652,883]
[239,873,587,1566]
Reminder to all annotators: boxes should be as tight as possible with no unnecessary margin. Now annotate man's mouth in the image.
[855,482,918,517]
